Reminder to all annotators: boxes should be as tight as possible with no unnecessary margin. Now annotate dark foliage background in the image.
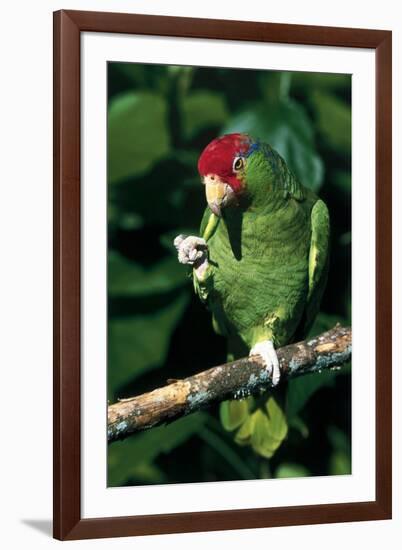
[107,63,351,486]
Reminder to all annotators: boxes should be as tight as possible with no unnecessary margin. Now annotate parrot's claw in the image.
[174,235,208,267]
[250,340,281,387]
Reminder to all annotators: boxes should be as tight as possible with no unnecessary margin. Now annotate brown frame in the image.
[53,9,392,541]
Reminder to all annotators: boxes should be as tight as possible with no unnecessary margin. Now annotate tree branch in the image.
[108,325,351,443]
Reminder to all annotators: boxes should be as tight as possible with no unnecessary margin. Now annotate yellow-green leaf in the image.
[250,397,288,458]
[220,399,250,431]
[275,462,310,479]
[234,413,256,446]
[265,395,288,442]
[250,410,277,458]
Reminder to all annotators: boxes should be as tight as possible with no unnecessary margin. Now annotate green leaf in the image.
[275,463,310,478]
[258,72,292,102]
[220,399,250,431]
[223,98,324,191]
[289,310,348,418]
[181,91,229,139]
[108,292,188,398]
[329,451,351,475]
[327,425,351,455]
[108,251,187,297]
[291,72,351,93]
[289,415,309,438]
[114,63,148,87]
[311,90,351,153]
[108,413,208,486]
[122,462,167,484]
[200,427,256,479]
[339,232,351,246]
[108,91,170,184]
[109,154,205,229]
[333,171,351,194]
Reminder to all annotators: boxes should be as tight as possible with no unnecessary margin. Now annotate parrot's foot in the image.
[250,340,281,387]
[174,234,209,277]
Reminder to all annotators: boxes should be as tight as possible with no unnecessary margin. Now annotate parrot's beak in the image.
[204,175,236,217]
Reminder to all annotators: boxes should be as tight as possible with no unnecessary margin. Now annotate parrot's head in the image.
[197,132,276,216]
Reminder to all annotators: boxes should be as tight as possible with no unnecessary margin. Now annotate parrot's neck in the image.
[237,189,288,217]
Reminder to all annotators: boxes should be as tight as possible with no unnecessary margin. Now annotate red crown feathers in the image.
[197,133,251,193]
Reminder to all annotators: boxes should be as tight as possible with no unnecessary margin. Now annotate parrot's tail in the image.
[219,384,288,459]
[219,342,289,459]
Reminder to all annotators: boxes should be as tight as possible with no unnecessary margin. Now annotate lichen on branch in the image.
[108,325,351,443]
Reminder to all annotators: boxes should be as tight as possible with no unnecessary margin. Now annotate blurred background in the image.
[107,63,351,487]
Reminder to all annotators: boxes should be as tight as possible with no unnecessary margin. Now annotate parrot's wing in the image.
[199,206,220,241]
[301,199,330,335]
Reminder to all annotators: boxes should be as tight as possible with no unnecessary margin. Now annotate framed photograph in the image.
[53,10,392,540]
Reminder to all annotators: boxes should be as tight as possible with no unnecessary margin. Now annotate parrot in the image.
[174,132,330,458]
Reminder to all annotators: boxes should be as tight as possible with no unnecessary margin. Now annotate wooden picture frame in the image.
[53,9,392,540]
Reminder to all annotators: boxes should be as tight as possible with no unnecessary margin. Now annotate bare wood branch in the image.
[108,325,351,442]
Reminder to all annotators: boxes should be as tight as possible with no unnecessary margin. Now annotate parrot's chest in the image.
[207,208,311,336]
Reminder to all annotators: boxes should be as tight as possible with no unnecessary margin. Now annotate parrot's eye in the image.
[232,156,244,172]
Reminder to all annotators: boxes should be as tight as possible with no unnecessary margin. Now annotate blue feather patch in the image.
[245,141,261,157]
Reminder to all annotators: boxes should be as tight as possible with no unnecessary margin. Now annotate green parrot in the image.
[174,133,330,457]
